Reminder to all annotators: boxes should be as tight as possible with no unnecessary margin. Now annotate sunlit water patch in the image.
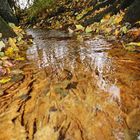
[26,29,140,139]
[27,29,121,102]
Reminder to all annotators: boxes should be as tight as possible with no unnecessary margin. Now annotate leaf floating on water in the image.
[0,77,11,84]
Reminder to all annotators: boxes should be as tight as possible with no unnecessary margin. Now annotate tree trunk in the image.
[0,16,16,38]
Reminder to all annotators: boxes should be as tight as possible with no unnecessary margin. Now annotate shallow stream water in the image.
[26,29,140,140]
[0,29,140,140]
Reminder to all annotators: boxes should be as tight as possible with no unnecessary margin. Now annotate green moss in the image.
[0,16,16,38]
[27,0,55,19]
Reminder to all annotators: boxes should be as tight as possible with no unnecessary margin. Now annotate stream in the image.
[0,29,140,140]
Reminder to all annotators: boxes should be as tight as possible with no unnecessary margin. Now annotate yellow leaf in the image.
[85,26,92,33]
[121,26,128,34]
[15,57,25,61]
[75,24,85,31]
[0,41,5,51]
[9,23,23,34]
[5,47,14,57]
[115,16,123,24]
[104,14,111,20]
[8,38,16,47]
[0,77,11,84]
[127,42,140,47]
[8,37,19,51]
[114,29,119,36]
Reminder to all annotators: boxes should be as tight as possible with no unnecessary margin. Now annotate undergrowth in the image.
[27,0,55,19]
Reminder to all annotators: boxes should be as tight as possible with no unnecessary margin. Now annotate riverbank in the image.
[24,0,140,53]
[0,24,32,86]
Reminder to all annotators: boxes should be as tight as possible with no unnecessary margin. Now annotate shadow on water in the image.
[27,28,140,139]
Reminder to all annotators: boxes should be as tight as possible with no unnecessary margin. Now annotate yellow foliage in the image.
[5,38,19,58]
[75,24,85,31]
[0,77,11,84]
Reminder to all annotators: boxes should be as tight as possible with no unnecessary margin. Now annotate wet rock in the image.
[0,16,16,38]
[65,82,78,90]
[11,74,24,82]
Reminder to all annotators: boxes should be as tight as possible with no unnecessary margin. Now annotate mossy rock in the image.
[0,16,16,38]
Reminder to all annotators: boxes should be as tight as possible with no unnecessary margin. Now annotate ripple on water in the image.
[27,29,140,139]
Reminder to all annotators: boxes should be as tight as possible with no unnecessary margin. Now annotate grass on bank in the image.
[27,0,55,19]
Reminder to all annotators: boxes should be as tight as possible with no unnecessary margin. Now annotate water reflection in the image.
[27,29,121,101]
[85,39,120,102]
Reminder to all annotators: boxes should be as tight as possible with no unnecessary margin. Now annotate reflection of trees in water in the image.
[27,29,121,102]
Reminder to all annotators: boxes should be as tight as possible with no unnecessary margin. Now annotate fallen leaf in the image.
[85,26,92,33]
[127,42,140,47]
[8,38,17,49]
[75,24,85,31]
[77,35,84,42]
[0,41,5,51]
[0,77,11,84]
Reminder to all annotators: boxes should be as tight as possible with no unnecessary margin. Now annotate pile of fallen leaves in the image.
[26,0,89,29]
[70,12,140,52]
[0,23,32,84]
